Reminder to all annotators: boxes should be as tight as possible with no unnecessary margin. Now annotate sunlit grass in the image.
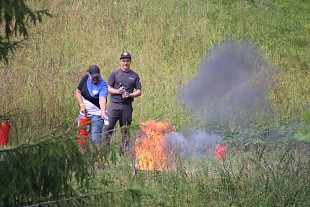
[1,0,309,139]
[91,140,309,206]
[0,1,309,205]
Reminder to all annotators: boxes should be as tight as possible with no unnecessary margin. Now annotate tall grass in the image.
[89,141,309,206]
[1,1,309,206]
[0,0,309,140]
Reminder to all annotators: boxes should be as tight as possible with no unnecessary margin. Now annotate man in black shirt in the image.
[104,53,142,156]
[76,65,108,145]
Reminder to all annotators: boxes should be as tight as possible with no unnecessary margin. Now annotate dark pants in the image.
[104,102,133,155]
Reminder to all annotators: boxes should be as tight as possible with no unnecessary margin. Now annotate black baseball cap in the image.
[87,65,100,78]
[120,52,131,59]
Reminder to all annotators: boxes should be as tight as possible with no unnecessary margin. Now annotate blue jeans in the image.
[78,115,103,145]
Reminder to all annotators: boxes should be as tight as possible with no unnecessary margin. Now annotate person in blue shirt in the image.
[76,64,108,147]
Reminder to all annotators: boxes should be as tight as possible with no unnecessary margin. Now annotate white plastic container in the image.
[104,117,109,126]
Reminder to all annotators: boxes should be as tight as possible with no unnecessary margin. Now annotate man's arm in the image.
[75,89,87,114]
[99,96,108,119]
[129,88,142,98]
[108,85,124,95]
[122,88,142,99]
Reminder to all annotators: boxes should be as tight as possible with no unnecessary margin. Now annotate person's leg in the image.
[119,104,133,156]
[89,115,104,167]
[89,115,104,145]
[103,102,121,146]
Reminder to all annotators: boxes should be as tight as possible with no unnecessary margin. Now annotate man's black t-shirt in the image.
[77,75,108,108]
[108,69,142,104]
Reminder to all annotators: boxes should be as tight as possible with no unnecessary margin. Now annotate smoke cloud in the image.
[179,39,273,129]
[164,130,223,157]
[137,40,274,159]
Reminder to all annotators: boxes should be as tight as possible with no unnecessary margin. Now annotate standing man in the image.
[104,52,142,156]
[76,64,108,147]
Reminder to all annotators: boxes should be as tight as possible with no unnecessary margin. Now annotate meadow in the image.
[0,0,309,206]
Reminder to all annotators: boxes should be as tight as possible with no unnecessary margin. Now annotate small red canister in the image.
[214,144,227,159]
[78,116,90,146]
[0,121,11,146]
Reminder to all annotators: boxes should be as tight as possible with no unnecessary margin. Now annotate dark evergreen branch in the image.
[0,0,52,63]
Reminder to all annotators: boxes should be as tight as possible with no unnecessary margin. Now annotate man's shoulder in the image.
[109,68,122,76]
[113,68,122,73]
[77,74,89,89]
[128,69,140,77]
[82,74,88,79]
[97,78,107,87]
[80,74,89,83]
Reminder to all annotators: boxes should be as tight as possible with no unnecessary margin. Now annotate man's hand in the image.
[80,105,87,115]
[118,86,125,94]
[101,111,108,120]
[122,92,130,99]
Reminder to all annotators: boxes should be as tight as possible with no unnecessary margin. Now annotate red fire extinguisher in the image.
[0,120,11,146]
[78,115,90,146]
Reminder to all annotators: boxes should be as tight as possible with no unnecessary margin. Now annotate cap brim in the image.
[90,73,100,78]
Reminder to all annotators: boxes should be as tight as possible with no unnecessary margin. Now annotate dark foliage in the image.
[0,0,51,63]
[0,130,95,206]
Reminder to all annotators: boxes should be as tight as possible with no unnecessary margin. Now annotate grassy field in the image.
[93,141,310,207]
[0,0,309,206]
[0,0,309,136]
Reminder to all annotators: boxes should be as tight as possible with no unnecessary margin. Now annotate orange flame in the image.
[134,120,175,171]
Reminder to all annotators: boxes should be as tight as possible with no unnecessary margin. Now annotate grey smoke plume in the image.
[179,39,273,129]
[162,39,273,158]
[163,130,223,157]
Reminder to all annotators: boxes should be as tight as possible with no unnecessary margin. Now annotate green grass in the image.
[1,130,309,206]
[87,140,309,207]
[0,0,309,136]
[0,0,309,206]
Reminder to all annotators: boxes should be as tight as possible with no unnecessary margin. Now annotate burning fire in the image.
[134,119,227,171]
[134,120,175,171]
